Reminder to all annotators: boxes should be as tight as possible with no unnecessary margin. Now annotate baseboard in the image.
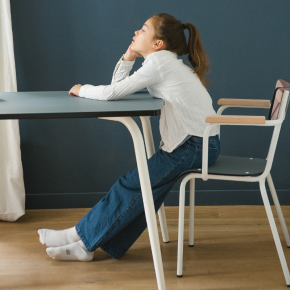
[25,189,290,209]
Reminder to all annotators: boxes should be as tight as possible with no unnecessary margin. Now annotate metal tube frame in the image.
[177,90,290,285]
[140,116,169,243]
[98,116,166,290]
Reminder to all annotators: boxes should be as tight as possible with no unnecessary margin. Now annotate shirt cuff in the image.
[119,54,135,70]
[79,85,87,98]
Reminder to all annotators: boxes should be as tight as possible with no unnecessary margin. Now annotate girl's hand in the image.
[69,84,82,96]
[122,44,143,61]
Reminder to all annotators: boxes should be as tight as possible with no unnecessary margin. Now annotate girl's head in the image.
[131,13,214,89]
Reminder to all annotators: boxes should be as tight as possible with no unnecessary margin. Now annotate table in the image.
[0,90,169,290]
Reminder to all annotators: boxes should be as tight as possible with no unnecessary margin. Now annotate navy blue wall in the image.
[10,0,290,208]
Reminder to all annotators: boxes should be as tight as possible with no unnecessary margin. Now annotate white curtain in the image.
[0,0,25,221]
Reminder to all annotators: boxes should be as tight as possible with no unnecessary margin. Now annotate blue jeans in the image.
[75,134,220,259]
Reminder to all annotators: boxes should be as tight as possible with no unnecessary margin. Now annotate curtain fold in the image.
[0,0,25,221]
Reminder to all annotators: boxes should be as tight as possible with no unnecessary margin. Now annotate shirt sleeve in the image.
[111,54,136,84]
[79,57,162,101]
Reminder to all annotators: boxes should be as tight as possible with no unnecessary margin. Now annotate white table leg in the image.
[99,116,166,290]
[140,116,169,243]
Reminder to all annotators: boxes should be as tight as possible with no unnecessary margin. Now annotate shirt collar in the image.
[142,50,177,66]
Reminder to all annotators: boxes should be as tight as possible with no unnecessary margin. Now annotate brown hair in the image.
[150,13,215,89]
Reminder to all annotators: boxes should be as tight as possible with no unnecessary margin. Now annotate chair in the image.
[175,79,290,286]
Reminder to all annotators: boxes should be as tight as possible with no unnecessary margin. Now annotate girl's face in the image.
[131,18,165,59]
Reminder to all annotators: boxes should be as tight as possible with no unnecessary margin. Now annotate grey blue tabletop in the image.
[0,89,164,119]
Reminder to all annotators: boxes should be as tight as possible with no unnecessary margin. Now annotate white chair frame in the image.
[177,90,290,286]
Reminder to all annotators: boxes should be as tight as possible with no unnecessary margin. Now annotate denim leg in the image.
[75,140,194,254]
[75,135,220,258]
[100,179,175,259]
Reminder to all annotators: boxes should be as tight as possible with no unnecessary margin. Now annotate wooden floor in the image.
[1,205,290,289]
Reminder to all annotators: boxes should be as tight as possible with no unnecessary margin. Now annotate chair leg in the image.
[259,178,290,286]
[158,204,169,243]
[189,178,195,247]
[177,179,187,277]
[267,173,290,247]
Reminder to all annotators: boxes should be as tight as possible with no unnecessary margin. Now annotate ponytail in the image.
[184,23,215,89]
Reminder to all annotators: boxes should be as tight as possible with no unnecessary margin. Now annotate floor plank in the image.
[1,205,290,289]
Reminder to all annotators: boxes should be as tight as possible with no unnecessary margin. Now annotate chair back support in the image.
[269,79,290,120]
[263,87,289,179]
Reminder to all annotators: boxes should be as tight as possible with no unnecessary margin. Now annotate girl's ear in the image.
[154,40,164,50]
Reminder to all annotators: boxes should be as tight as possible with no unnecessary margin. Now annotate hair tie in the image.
[182,23,186,30]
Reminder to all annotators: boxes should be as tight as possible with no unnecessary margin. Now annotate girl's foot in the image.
[46,240,94,261]
[38,226,80,247]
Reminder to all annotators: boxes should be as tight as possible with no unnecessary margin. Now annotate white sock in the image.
[46,240,94,261]
[38,226,80,247]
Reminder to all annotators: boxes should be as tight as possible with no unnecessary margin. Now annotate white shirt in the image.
[79,50,219,153]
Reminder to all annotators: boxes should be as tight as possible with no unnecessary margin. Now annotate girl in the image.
[38,13,220,261]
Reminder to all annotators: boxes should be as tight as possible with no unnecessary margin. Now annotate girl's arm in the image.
[78,58,161,101]
[111,54,135,85]
[111,44,142,84]
[72,54,135,97]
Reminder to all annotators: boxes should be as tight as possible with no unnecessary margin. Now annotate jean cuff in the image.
[100,245,121,260]
[75,224,94,252]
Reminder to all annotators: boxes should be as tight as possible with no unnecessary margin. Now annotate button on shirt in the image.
[79,50,219,153]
